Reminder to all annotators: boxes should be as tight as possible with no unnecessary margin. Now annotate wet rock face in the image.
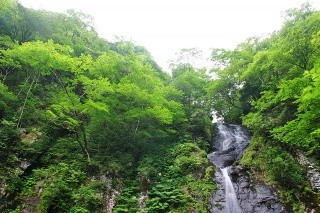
[296,151,320,192]
[209,169,228,212]
[208,124,286,213]
[231,166,285,213]
[208,124,250,168]
[210,165,286,213]
[208,147,237,168]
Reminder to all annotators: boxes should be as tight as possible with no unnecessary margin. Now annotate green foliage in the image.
[0,82,17,118]
[0,2,218,212]
[207,5,320,212]
[71,182,103,213]
[209,38,262,122]
[111,141,215,213]
[171,143,207,174]
[0,4,201,210]
[42,137,85,163]
[241,135,314,208]
[171,63,212,141]
[0,119,19,182]
[137,157,162,190]
[143,142,215,212]
[113,186,140,213]
[146,183,188,213]
[271,65,320,153]
[19,163,100,212]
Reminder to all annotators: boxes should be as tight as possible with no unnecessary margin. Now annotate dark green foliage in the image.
[143,142,216,213]
[241,135,315,212]
[18,163,103,212]
[29,163,85,212]
[0,120,19,180]
[112,187,140,213]
[146,184,188,212]
[71,182,104,213]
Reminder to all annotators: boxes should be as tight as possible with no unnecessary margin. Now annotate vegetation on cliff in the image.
[1,1,320,212]
[0,1,214,212]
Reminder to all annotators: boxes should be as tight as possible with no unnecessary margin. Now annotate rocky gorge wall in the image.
[208,124,285,213]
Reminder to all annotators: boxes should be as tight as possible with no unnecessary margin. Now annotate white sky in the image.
[19,0,319,71]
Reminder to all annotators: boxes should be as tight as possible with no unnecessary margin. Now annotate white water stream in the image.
[218,124,244,213]
[210,124,284,212]
[221,167,242,213]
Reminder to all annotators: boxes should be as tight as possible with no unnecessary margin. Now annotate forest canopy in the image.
[0,1,320,212]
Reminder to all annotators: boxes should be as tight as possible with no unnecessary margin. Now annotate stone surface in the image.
[210,165,286,213]
[208,147,237,168]
[296,151,320,192]
[208,124,286,213]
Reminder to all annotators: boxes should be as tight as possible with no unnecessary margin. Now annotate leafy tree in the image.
[208,39,258,122]
[171,62,211,140]
[271,61,320,154]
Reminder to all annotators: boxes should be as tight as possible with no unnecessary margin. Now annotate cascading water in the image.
[208,123,285,213]
[222,167,242,213]
[208,123,249,213]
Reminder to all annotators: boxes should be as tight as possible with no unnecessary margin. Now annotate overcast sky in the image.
[19,0,319,70]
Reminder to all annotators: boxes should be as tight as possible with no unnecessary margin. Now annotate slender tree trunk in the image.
[80,122,91,162]
[16,74,37,128]
[75,131,91,162]
[17,73,31,96]
[134,119,140,134]
[53,71,91,162]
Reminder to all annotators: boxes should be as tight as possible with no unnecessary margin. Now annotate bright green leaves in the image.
[209,39,261,122]
[46,91,80,131]
[4,40,77,75]
[280,10,320,71]
[87,52,124,81]
[145,106,173,124]
[115,82,175,125]
[271,65,320,152]
[171,64,211,140]
[0,2,217,213]
[299,67,320,110]
[77,75,113,102]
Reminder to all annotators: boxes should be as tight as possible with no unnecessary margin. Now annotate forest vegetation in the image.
[0,0,320,212]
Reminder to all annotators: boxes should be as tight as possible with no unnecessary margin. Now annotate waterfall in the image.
[208,123,249,213]
[222,167,242,213]
[208,123,286,213]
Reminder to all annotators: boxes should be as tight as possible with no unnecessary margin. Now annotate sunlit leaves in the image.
[271,64,320,152]
[77,75,113,101]
[0,3,214,213]
[4,40,77,75]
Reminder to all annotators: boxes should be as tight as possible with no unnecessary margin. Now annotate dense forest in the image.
[0,0,319,212]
